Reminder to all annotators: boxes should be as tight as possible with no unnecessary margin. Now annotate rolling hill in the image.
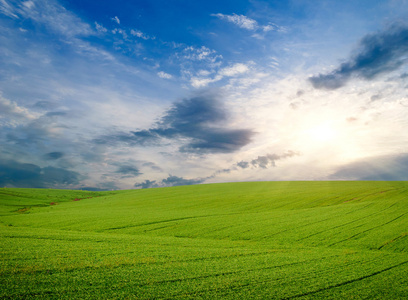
[1,181,408,299]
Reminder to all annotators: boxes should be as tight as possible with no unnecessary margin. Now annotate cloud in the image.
[95,22,107,33]
[5,112,65,148]
[134,150,300,189]
[17,0,94,38]
[329,154,408,180]
[135,175,205,189]
[112,28,127,39]
[111,16,120,24]
[0,95,36,125]
[218,63,249,77]
[190,63,249,88]
[32,101,59,111]
[157,71,172,79]
[142,162,163,172]
[82,181,119,191]
[134,179,158,189]
[181,46,222,62]
[237,151,299,169]
[96,94,254,154]
[161,175,205,186]
[211,13,286,35]
[115,164,142,177]
[0,159,82,188]
[130,29,154,40]
[0,0,18,18]
[310,23,408,90]
[44,151,64,160]
[211,13,258,30]
[237,161,249,168]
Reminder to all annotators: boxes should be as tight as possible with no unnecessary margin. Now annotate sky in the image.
[1,0,408,190]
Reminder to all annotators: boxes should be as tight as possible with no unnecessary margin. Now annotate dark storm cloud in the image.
[329,154,408,180]
[134,180,159,189]
[96,95,254,154]
[162,175,205,186]
[310,23,408,90]
[115,165,142,177]
[44,151,64,160]
[0,159,82,188]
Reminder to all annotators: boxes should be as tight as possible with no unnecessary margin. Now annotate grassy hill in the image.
[1,181,407,299]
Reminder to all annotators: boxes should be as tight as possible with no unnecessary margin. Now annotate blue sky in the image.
[1,0,408,190]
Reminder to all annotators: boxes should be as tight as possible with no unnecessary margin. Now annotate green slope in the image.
[1,182,408,299]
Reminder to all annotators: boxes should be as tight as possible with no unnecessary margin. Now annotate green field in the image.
[1,181,408,299]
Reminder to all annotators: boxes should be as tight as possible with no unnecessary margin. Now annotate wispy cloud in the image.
[211,13,287,34]
[111,16,120,24]
[17,0,94,38]
[0,0,18,18]
[310,22,408,90]
[211,13,258,30]
[0,94,37,126]
[130,29,155,40]
[95,22,107,33]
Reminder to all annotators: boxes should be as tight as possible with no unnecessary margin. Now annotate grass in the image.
[0,181,408,299]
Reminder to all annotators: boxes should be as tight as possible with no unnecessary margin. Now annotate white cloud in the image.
[197,69,212,76]
[262,23,287,33]
[211,13,287,37]
[112,28,127,39]
[190,77,215,88]
[1,0,118,66]
[211,13,258,30]
[16,0,94,37]
[130,29,154,40]
[262,25,274,32]
[157,71,172,79]
[22,1,34,9]
[0,94,37,126]
[190,63,250,88]
[182,46,222,62]
[95,22,107,33]
[111,16,120,24]
[0,0,18,18]
[218,63,249,77]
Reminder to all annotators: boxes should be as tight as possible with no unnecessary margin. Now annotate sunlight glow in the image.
[308,124,337,142]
